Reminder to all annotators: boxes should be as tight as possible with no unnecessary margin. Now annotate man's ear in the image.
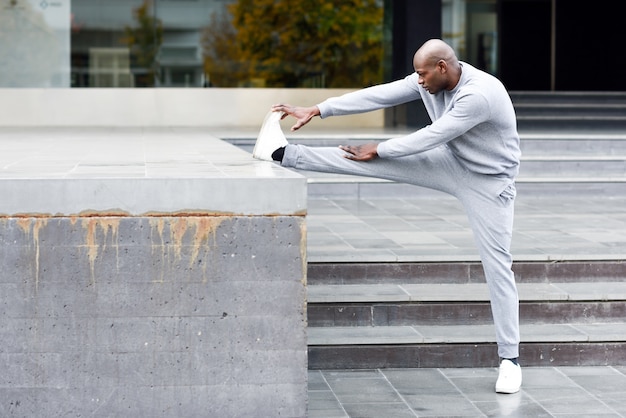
[437,59,447,74]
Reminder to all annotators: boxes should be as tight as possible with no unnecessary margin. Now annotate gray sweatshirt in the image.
[316,62,521,179]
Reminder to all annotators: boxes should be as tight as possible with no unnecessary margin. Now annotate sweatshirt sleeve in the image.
[377,89,491,158]
[317,73,421,118]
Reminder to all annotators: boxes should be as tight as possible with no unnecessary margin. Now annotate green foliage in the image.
[202,0,384,87]
[123,0,163,87]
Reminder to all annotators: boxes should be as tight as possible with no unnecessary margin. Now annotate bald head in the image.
[414,39,458,66]
[413,39,462,94]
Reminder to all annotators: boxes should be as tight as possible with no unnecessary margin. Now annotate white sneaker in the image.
[252,111,288,161]
[495,359,522,394]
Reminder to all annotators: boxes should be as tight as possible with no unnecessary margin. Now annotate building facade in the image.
[1,0,623,117]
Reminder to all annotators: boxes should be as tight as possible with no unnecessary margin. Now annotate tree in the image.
[201,8,248,87]
[122,0,163,87]
[202,0,384,88]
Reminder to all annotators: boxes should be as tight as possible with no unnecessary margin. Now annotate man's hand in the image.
[271,104,320,131]
[339,143,379,161]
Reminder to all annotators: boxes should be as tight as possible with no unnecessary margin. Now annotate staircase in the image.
[512,91,626,131]
[512,91,626,195]
[307,261,626,369]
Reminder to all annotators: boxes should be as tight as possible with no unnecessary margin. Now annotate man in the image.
[253,38,522,394]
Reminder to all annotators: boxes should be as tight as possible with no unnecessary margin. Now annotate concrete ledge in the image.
[0,128,306,216]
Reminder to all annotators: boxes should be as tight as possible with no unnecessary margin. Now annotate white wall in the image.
[0,88,384,128]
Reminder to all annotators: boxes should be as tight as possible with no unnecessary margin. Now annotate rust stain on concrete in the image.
[32,219,47,291]
[17,218,31,235]
[171,218,188,260]
[13,218,48,291]
[189,217,224,272]
[148,217,225,281]
[81,218,121,283]
[5,213,299,285]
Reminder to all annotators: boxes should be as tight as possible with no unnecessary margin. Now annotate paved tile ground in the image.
[306,194,626,263]
[308,366,626,417]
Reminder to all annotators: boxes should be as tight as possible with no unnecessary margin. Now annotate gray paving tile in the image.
[308,249,399,263]
[554,282,626,300]
[524,386,617,415]
[323,370,383,379]
[308,389,342,407]
[401,283,490,302]
[307,408,349,418]
[517,283,570,300]
[308,370,330,391]
[416,324,495,344]
[445,375,503,402]
[571,323,626,342]
[307,391,348,418]
[559,366,626,377]
[562,372,626,397]
[440,368,497,379]
[598,394,626,416]
[340,402,417,418]
[520,367,580,389]
[342,239,405,250]
[473,394,552,418]
[381,369,461,395]
[308,326,423,345]
[519,323,588,342]
[325,377,403,404]
[307,284,410,303]
[382,231,450,245]
[403,393,484,417]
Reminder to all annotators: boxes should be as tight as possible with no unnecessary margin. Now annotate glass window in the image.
[442,0,498,76]
[1,0,385,88]
[0,0,72,87]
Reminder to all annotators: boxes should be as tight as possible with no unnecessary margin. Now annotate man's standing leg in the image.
[458,180,522,393]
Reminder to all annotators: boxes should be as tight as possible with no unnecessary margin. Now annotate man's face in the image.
[414,58,446,94]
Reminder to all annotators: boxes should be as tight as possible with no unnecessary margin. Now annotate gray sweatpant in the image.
[282,143,520,359]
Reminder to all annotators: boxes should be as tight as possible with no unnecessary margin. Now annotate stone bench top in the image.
[0,127,306,217]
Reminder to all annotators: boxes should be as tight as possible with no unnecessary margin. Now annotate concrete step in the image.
[307,282,626,327]
[307,323,626,368]
[515,104,626,118]
[517,118,626,131]
[308,261,626,285]
[519,131,626,155]
[510,91,626,105]
[309,323,626,347]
